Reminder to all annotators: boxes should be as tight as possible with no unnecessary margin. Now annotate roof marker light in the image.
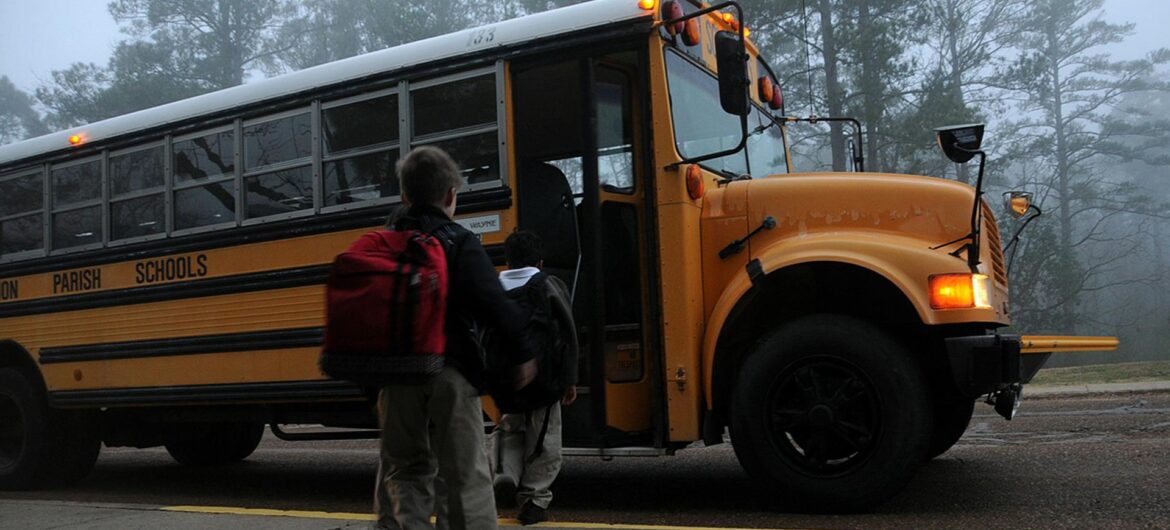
[68,134,83,146]
[639,0,657,10]
[769,82,784,110]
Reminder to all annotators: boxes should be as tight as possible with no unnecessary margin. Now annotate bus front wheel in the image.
[729,315,931,513]
[0,368,101,490]
[927,396,975,459]
[165,422,265,466]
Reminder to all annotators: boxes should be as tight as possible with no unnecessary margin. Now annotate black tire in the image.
[0,368,101,490]
[729,315,932,513]
[165,422,265,466]
[926,397,975,460]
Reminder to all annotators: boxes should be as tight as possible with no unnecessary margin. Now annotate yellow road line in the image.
[162,505,374,521]
[161,505,798,530]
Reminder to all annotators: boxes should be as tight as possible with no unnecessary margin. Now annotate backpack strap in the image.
[528,404,555,460]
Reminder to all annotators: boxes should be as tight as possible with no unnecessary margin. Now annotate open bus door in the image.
[511,48,661,451]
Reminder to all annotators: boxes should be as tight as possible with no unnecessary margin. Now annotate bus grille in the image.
[982,203,1008,286]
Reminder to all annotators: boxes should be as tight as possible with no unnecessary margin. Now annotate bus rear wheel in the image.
[165,422,265,466]
[729,315,931,513]
[0,368,101,490]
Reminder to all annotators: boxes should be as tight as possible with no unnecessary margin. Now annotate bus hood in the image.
[738,172,981,255]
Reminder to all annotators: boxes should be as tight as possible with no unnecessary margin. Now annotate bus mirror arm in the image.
[1004,203,1042,278]
[783,116,864,172]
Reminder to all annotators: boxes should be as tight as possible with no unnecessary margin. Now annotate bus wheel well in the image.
[710,262,926,429]
[0,341,43,391]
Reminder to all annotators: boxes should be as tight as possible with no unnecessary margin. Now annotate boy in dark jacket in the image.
[489,231,578,525]
[374,146,535,530]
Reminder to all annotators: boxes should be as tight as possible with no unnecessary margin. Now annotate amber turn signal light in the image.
[929,273,991,310]
[685,164,705,200]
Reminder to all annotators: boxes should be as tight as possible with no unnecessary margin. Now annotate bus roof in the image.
[0,0,653,169]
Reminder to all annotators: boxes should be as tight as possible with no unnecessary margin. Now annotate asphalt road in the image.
[2,392,1168,529]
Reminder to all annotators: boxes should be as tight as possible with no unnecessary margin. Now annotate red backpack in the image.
[319,227,450,384]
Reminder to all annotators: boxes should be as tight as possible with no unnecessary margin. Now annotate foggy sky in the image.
[1,0,1168,94]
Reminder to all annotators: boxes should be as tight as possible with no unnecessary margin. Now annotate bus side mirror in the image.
[1005,191,1033,218]
[715,30,749,116]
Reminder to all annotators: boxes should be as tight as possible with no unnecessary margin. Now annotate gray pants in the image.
[375,367,497,530]
[489,404,563,509]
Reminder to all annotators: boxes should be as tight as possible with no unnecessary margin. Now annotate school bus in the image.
[0,0,1117,512]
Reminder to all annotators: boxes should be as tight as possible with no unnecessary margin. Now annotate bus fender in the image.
[700,235,975,412]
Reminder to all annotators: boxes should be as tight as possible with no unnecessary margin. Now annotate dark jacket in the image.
[394,203,535,391]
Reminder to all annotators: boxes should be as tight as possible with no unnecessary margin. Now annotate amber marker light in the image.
[638,0,657,10]
[720,12,739,30]
[68,134,84,146]
[758,76,774,103]
[682,17,701,46]
[685,164,705,200]
[929,273,991,310]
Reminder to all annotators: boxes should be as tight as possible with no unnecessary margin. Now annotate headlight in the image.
[929,273,991,310]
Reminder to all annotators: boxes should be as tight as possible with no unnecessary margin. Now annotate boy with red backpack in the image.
[321,146,535,530]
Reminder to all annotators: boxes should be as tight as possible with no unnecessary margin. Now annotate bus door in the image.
[511,49,657,448]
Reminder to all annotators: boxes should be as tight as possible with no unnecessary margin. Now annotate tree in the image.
[997,0,1170,333]
[276,0,580,71]
[108,0,296,88]
[0,76,48,144]
[36,0,296,128]
[885,0,1024,181]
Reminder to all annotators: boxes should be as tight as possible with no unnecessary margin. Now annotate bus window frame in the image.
[49,154,106,256]
[107,140,168,247]
[0,166,48,262]
[170,122,240,237]
[240,105,317,226]
[407,63,508,194]
[318,86,403,215]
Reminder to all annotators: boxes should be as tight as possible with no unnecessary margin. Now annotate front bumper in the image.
[944,334,1121,399]
[944,334,1035,399]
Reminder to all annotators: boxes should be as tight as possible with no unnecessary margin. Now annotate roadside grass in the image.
[1030,360,1170,386]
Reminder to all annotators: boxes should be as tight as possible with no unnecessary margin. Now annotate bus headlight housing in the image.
[929,273,991,310]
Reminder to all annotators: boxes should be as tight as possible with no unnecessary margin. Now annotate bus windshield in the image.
[665,50,786,178]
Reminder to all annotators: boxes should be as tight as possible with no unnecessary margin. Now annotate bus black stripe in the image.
[0,266,330,319]
[38,327,324,364]
[48,380,364,408]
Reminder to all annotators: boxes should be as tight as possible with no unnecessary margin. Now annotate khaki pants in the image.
[375,366,497,530]
[489,404,563,509]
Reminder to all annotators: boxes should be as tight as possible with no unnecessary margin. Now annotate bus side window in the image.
[0,171,45,257]
[173,129,236,231]
[51,158,102,250]
[322,92,400,206]
[410,73,501,188]
[110,145,165,241]
[243,111,313,220]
